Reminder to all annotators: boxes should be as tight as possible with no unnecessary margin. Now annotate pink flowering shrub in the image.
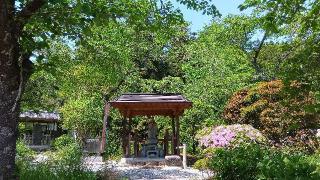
[198,124,267,148]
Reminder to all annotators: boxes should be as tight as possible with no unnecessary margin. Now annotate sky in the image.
[173,0,251,32]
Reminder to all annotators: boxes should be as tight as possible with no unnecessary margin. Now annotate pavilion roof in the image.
[19,111,60,123]
[110,93,192,117]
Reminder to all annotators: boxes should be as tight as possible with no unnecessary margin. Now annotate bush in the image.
[17,139,97,180]
[209,144,264,180]
[195,143,320,180]
[257,150,320,179]
[16,140,35,161]
[223,80,320,152]
[197,124,267,149]
[52,134,75,150]
[18,162,97,180]
[193,158,211,170]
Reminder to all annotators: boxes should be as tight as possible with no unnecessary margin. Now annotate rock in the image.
[165,155,182,167]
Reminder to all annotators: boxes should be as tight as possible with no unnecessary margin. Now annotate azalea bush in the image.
[194,124,267,177]
[194,123,320,179]
[198,124,267,149]
[223,80,320,152]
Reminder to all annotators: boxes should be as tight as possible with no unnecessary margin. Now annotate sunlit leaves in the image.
[239,0,320,34]
[176,0,221,16]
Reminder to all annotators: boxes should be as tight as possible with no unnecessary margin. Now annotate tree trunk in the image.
[0,1,22,179]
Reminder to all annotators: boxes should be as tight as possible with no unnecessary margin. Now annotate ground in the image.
[84,156,213,180]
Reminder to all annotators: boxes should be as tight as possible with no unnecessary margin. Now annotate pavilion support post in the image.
[122,113,130,158]
[164,128,169,156]
[127,116,132,157]
[133,133,139,157]
[100,103,110,154]
[175,116,180,155]
[171,117,176,155]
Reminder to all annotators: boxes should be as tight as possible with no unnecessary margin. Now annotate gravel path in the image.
[84,156,213,180]
[107,165,213,180]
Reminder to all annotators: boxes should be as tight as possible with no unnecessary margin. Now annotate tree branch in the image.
[11,52,33,112]
[252,31,267,73]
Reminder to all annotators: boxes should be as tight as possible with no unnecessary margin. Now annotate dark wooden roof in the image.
[19,111,60,123]
[110,93,192,117]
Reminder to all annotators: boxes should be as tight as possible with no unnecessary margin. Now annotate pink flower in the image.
[199,124,265,148]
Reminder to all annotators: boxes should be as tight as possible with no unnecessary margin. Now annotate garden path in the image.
[84,156,213,180]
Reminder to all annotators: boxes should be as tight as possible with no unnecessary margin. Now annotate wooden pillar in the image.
[175,116,180,155]
[171,117,176,155]
[121,113,127,157]
[133,132,139,157]
[126,116,132,157]
[164,128,169,156]
[100,103,110,154]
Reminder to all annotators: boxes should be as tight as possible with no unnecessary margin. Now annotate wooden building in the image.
[102,93,192,159]
[19,111,63,150]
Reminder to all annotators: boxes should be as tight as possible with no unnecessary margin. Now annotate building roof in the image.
[110,93,192,117]
[19,111,60,123]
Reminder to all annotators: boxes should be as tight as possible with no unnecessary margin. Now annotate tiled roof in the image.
[112,93,190,103]
[110,93,192,117]
[20,111,60,123]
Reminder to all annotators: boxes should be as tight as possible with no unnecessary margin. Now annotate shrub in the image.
[18,162,97,180]
[52,134,75,150]
[223,80,320,152]
[257,150,320,179]
[198,124,267,149]
[16,140,35,161]
[197,144,319,180]
[210,144,264,180]
[47,141,83,171]
[193,158,211,170]
[17,139,97,180]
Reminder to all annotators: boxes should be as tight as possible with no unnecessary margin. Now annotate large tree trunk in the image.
[1,0,45,179]
[0,1,22,179]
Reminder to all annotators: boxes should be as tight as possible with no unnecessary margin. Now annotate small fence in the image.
[23,134,52,146]
[83,138,101,154]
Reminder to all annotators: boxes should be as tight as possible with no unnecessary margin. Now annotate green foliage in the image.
[22,0,195,147]
[239,0,320,104]
[257,150,320,180]
[239,0,320,34]
[16,140,96,180]
[193,158,210,170]
[48,142,83,169]
[18,162,96,180]
[18,0,319,170]
[21,70,60,112]
[52,134,75,150]
[279,38,320,104]
[16,140,35,162]
[176,0,221,16]
[198,144,320,180]
[210,144,264,180]
[183,15,255,121]
[180,15,255,153]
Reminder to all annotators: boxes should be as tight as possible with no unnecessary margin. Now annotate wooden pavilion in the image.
[101,93,192,158]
